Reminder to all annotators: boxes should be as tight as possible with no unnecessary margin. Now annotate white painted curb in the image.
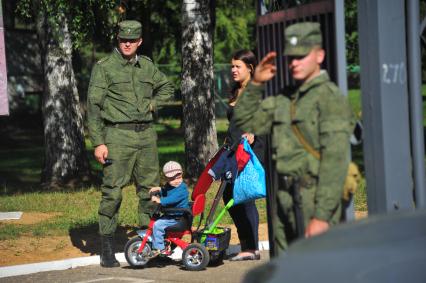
[0,255,101,278]
[0,241,269,279]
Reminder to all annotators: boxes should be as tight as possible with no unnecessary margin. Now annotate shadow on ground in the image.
[69,224,135,255]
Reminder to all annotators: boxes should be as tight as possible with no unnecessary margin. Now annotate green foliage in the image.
[345,0,358,68]
[15,0,259,71]
[150,1,181,64]
[16,0,117,50]
[260,0,313,12]
[214,0,256,63]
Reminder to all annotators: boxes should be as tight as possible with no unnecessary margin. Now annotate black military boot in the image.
[100,235,120,268]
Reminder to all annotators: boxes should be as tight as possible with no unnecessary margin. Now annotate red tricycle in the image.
[124,146,234,271]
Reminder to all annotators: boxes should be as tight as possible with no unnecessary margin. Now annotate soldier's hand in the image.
[94,144,108,164]
[151,196,161,203]
[252,51,277,85]
[304,218,329,238]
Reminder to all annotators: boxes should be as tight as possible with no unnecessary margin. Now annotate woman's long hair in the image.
[229,49,257,104]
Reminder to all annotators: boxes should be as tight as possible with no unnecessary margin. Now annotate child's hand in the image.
[149,187,161,194]
[151,195,161,204]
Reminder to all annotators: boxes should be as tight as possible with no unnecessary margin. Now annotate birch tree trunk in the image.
[35,8,90,189]
[181,0,218,181]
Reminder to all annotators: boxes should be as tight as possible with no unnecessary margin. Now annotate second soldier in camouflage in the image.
[233,22,355,254]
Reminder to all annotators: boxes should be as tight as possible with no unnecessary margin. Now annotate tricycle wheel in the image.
[182,243,210,271]
[124,236,151,267]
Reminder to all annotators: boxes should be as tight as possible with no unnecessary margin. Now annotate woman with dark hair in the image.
[224,49,264,261]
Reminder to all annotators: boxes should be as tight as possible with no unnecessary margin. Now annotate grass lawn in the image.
[1,87,398,240]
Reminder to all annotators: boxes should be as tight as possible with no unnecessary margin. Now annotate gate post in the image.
[407,0,426,209]
[358,0,414,214]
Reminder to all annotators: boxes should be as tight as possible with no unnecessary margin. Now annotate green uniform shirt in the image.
[87,49,174,146]
[234,71,355,222]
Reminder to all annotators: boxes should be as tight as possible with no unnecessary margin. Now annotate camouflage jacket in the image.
[87,49,174,146]
[234,71,355,221]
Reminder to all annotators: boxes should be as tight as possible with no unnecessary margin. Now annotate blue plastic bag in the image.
[233,139,266,205]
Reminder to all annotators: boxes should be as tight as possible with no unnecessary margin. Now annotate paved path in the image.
[0,251,269,283]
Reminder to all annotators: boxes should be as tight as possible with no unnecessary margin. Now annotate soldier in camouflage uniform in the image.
[87,20,173,267]
[233,22,355,254]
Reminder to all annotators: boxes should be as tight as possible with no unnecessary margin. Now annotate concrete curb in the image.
[0,241,269,278]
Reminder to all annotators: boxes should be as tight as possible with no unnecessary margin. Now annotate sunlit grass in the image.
[0,181,265,240]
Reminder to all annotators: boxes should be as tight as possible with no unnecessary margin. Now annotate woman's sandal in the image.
[229,251,260,261]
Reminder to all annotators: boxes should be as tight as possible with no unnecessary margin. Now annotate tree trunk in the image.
[35,7,91,189]
[181,0,218,181]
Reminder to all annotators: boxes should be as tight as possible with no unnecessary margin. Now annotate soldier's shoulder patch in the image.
[318,82,342,101]
[96,56,110,65]
[325,81,341,93]
[139,55,153,62]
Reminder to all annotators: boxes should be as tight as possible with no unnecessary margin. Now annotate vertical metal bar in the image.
[330,12,337,80]
[259,25,265,59]
[334,0,348,95]
[283,20,290,85]
[278,21,284,90]
[333,0,353,220]
[267,24,274,94]
[358,0,414,214]
[407,0,426,209]
[256,0,261,16]
[322,14,331,74]
[272,22,278,93]
[0,0,9,116]
[275,22,283,91]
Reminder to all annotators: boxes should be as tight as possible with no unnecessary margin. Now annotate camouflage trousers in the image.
[273,175,342,255]
[98,126,159,236]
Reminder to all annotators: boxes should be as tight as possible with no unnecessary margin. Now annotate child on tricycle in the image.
[148,161,189,258]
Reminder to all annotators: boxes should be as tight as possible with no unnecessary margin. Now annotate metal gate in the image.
[256,0,347,95]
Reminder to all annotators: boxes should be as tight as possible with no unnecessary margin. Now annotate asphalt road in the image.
[0,251,269,283]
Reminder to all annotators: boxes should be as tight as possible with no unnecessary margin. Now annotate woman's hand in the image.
[242,133,255,145]
[252,52,277,85]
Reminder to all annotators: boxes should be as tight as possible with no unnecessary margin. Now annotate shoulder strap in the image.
[290,99,320,160]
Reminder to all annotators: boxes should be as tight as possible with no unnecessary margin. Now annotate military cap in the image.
[284,22,322,56]
[118,20,142,39]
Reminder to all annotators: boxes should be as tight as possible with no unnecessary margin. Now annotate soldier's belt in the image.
[105,122,151,132]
